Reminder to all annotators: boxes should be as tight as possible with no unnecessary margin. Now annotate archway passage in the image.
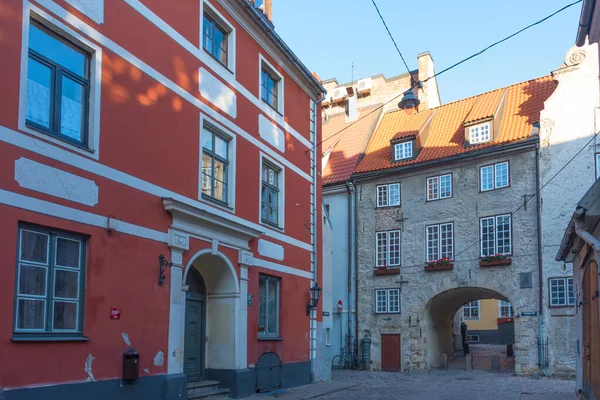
[184,268,206,382]
[426,287,515,373]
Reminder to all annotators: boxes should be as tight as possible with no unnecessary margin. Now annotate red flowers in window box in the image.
[424,258,454,272]
[373,263,400,276]
[479,254,512,267]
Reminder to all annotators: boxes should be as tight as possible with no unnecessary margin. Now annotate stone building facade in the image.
[351,76,557,374]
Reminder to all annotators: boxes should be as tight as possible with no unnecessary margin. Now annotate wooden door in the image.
[583,261,600,399]
[381,334,401,371]
[184,269,206,382]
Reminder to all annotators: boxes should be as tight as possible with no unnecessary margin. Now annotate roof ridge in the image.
[382,74,554,117]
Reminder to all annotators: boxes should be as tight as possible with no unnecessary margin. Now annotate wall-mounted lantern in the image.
[306,283,322,315]
[158,254,173,285]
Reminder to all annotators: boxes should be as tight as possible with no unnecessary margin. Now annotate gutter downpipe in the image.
[346,180,356,352]
[574,207,600,252]
[535,143,548,374]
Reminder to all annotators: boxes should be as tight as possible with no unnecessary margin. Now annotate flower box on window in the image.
[424,258,454,272]
[479,255,512,267]
[373,267,401,276]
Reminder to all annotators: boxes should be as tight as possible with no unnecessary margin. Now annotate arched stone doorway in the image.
[183,250,241,378]
[423,287,523,372]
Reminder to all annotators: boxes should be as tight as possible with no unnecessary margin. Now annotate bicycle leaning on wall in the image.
[331,347,365,371]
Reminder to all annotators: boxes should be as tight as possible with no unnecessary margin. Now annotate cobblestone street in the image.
[316,370,576,400]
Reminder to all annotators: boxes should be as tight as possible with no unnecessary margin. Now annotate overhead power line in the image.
[370,0,413,79]
[307,0,582,153]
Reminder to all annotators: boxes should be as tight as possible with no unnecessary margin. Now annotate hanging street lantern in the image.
[398,89,420,115]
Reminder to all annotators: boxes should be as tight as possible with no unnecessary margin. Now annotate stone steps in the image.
[187,380,230,399]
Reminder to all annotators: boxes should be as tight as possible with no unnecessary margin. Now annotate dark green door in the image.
[184,268,206,382]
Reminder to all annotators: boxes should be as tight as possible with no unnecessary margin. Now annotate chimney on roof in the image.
[417,52,441,110]
[346,87,358,122]
[252,0,272,21]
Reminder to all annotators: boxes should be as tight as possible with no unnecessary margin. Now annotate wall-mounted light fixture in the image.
[306,283,322,315]
[158,254,173,285]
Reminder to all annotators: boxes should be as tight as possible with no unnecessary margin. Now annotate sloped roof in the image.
[322,105,383,185]
[355,76,556,174]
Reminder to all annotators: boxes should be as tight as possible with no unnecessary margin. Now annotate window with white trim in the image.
[480,214,512,256]
[549,277,575,306]
[463,300,480,320]
[596,153,600,179]
[201,126,230,204]
[14,225,86,336]
[498,300,514,317]
[260,57,284,114]
[376,230,401,267]
[426,223,454,261]
[427,174,452,201]
[394,141,413,161]
[258,275,280,337]
[375,289,400,314]
[261,161,280,226]
[480,162,509,191]
[25,20,91,148]
[376,183,400,207]
[469,122,491,144]
[201,3,236,73]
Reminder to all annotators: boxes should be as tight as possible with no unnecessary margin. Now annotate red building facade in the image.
[0,1,325,398]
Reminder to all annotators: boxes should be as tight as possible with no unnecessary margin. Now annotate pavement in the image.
[244,380,359,399]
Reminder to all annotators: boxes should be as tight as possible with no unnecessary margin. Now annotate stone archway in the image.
[184,250,241,373]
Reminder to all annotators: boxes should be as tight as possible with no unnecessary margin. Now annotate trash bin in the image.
[123,349,139,381]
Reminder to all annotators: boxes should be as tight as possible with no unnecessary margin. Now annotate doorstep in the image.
[243,380,359,399]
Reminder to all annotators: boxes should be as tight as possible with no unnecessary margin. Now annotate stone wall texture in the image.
[355,147,541,374]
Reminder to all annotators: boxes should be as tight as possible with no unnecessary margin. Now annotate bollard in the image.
[465,354,473,371]
[440,354,448,370]
[490,355,499,372]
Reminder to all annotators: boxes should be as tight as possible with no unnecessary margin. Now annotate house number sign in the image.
[247,294,253,306]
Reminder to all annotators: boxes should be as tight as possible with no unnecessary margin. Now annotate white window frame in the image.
[469,122,491,144]
[426,174,452,201]
[376,183,400,208]
[199,115,237,211]
[259,152,285,230]
[374,289,401,314]
[480,214,512,257]
[394,141,413,161]
[463,300,480,320]
[375,230,401,267]
[498,300,514,318]
[258,275,280,337]
[549,277,575,306]
[596,153,600,179]
[200,0,236,77]
[259,54,285,115]
[480,162,509,191]
[18,5,103,159]
[426,222,454,262]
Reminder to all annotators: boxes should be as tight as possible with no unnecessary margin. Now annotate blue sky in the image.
[273,0,582,103]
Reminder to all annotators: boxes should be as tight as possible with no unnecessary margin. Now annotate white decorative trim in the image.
[259,54,285,115]
[0,124,312,252]
[168,229,190,251]
[64,0,104,24]
[239,250,254,266]
[258,239,284,261]
[211,239,219,255]
[19,2,103,159]
[15,157,99,206]
[253,257,312,279]
[167,264,185,373]
[33,0,311,182]
[122,0,313,148]
[258,115,285,154]
[259,152,285,230]
[0,189,168,243]
[199,67,237,118]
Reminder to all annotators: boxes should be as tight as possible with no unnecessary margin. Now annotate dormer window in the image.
[469,122,491,144]
[394,141,413,161]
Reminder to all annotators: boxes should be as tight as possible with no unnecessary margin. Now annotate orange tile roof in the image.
[322,105,383,185]
[355,76,556,174]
